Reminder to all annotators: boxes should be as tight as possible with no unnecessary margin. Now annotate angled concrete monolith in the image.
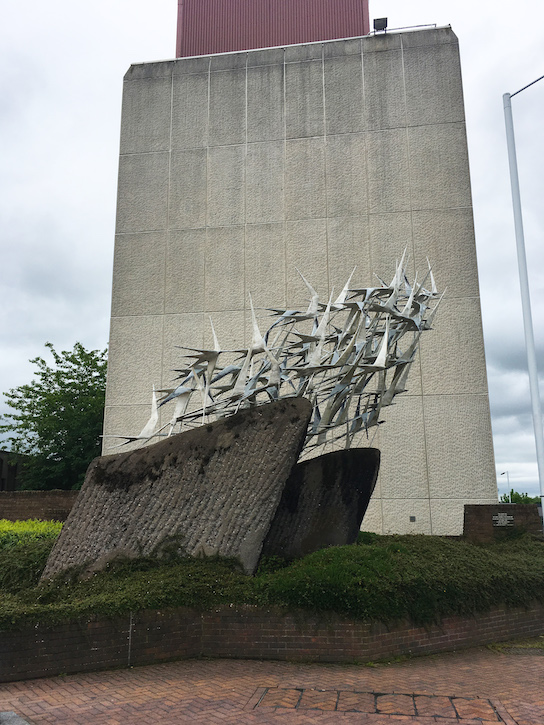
[42,398,312,579]
[261,448,380,560]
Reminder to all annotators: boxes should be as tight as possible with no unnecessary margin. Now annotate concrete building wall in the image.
[105,27,498,535]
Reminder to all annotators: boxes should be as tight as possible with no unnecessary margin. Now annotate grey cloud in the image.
[2,0,544,498]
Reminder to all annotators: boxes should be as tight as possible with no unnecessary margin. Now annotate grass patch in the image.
[0,530,542,631]
[488,635,544,653]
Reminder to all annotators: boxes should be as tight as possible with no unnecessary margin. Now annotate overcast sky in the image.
[1,1,543,498]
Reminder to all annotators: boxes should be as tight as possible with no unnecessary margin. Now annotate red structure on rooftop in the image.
[176,0,370,58]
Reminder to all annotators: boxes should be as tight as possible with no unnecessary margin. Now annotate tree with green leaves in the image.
[500,489,541,504]
[0,342,107,490]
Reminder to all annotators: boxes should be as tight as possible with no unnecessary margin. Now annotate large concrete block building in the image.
[104,22,498,534]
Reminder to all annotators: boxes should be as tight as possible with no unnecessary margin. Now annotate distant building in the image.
[176,0,370,57]
[0,450,26,491]
[103,6,498,534]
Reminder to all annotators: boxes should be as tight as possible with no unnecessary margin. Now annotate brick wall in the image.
[464,503,542,543]
[1,603,543,683]
[0,491,78,522]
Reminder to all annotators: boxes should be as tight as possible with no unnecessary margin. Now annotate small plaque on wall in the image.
[492,512,514,527]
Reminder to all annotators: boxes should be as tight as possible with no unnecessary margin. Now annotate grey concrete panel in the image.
[424,394,497,501]
[106,316,164,406]
[324,56,363,135]
[163,310,242,415]
[165,229,206,314]
[398,354,424,401]
[125,61,174,80]
[362,33,402,53]
[325,134,367,217]
[246,141,284,223]
[205,226,245,311]
[404,44,465,126]
[412,209,480,298]
[209,69,246,146]
[377,397,430,500]
[245,223,286,309]
[400,27,458,48]
[430,498,499,537]
[366,130,411,214]
[247,64,285,142]
[368,212,415,279]
[116,153,169,234]
[247,47,285,67]
[323,38,361,58]
[285,61,324,139]
[285,219,328,308]
[211,52,247,71]
[0,713,31,725]
[419,298,489,396]
[205,309,246,352]
[381,499,432,535]
[397,351,425,398]
[285,43,323,62]
[360,495,383,533]
[169,149,207,230]
[171,73,209,149]
[162,312,206,384]
[172,56,211,75]
[408,123,472,210]
[284,137,326,220]
[103,404,160,454]
[111,233,166,317]
[120,78,172,154]
[207,145,245,227]
[362,50,406,131]
[326,217,371,290]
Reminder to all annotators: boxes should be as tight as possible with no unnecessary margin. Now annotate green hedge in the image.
[0,519,62,550]
[0,520,62,596]
[257,534,544,623]
[0,531,542,631]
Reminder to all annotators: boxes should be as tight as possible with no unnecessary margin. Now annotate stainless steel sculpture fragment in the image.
[106,254,442,451]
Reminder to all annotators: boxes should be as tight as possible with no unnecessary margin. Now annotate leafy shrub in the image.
[0,541,54,593]
[0,530,543,631]
[0,519,62,550]
[257,535,544,624]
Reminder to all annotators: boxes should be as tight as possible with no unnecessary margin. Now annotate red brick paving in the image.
[298,689,338,710]
[452,697,500,721]
[0,646,541,723]
[376,694,416,715]
[424,696,460,718]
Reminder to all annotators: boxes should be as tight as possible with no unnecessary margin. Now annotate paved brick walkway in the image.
[0,646,542,724]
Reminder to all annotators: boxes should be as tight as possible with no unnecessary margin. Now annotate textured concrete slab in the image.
[42,398,312,579]
[0,714,31,725]
[262,448,380,560]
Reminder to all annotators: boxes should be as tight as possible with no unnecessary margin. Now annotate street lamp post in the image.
[503,75,544,524]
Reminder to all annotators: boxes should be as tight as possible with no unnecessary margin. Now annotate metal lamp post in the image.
[503,75,544,522]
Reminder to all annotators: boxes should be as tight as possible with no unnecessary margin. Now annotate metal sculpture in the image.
[106,254,442,451]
